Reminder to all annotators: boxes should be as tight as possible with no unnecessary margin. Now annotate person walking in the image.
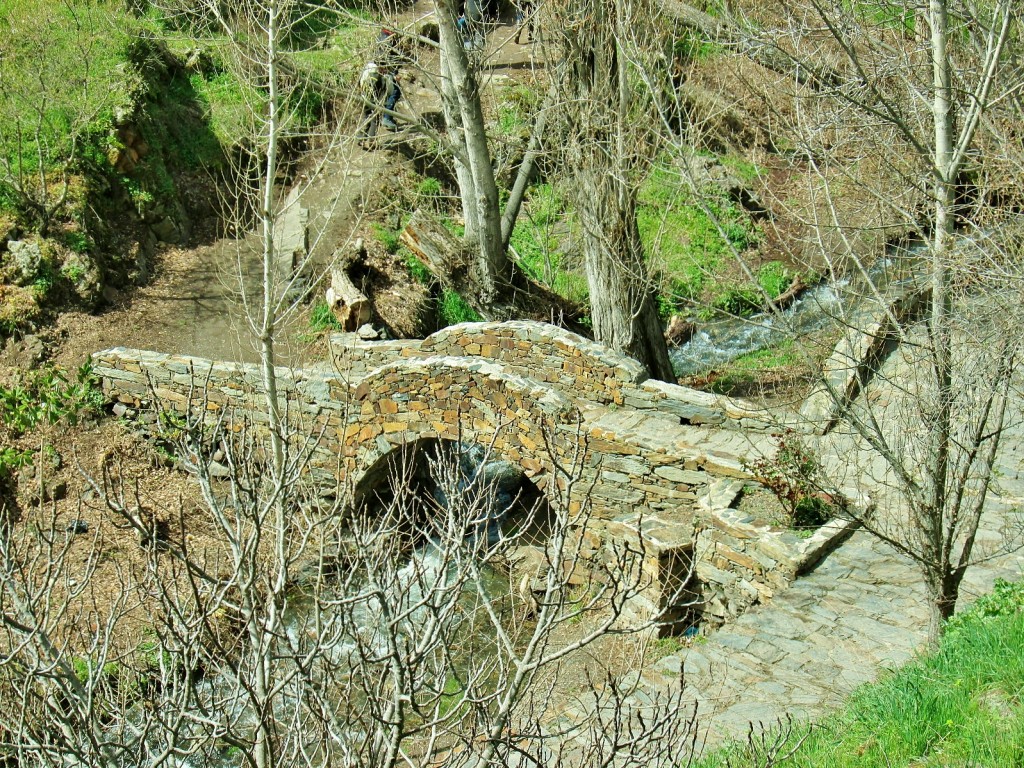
[514,0,534,44]
[357,60,386,146]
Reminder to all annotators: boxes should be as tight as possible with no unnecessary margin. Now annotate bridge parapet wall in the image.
[330,321,776,430]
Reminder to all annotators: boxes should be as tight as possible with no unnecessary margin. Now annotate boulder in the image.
[61,252,102,305]
[7,240,43,286]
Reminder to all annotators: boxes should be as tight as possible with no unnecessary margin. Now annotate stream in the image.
[669,248,925,377]
[137,443,531,768]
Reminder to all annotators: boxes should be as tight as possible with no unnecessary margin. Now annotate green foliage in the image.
[0,446,33,482]
[712,286,760,316]
[672,27,722,62]
[438,290,481,326]
[746,430,835,529]
[639,163,759,317]
[309,300,343,333]
[757,261,791,299]
[848,0,916,32]
[701,582,1024,768]
[0,1,145,227]
[373,223,401,255]
[130,58,226,211]
[720,154,762,185]
[946,578,1024,635]
[403,250,433,285]
[0,362,105,437]
[511,185,589,307]
[496,83,540,135]
[706,341,799,394]
[416,176,443,200]
[60,230,93,256]
[187,69,265,149]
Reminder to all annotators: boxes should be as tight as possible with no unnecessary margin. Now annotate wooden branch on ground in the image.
[772,276,807,312]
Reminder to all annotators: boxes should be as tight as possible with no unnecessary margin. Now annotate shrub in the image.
[747,430,836,529]
[0,362,105,437]
[757,261,791,299]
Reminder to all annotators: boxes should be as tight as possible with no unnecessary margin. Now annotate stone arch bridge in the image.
[93,321,847,627]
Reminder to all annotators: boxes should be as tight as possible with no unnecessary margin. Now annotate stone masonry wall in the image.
[92,324,800,632]
[330,321,776,430]
[93,346,715,625]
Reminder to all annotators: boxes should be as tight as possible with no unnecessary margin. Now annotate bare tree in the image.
[729,0,1023,639]
[543,0,677,380]
[361,0,554,318]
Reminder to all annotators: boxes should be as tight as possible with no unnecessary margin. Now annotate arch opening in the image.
[352,438,554,551]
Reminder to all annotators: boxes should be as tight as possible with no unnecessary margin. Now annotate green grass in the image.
[438,290,481,326]
[706,340,799,394]
[639,161,760,317]
[309,300,343,333]
[510,184,589,307]
[758,261,791,299]
[700,579,1024,767]
[403,249,433,285]
[721,154,763,186]
[673,27,723,62]
[496,83,540,135]
[0,1,145,222]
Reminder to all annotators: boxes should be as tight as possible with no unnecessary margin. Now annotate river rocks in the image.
[357,323,381,340]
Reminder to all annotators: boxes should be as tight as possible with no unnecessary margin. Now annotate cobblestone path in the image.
[618,340,1024,753]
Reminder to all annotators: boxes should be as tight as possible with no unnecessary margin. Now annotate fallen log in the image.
[325,239,372,331]
[326,266,372,332]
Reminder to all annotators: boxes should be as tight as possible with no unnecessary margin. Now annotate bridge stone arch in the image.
[332,356,584,504]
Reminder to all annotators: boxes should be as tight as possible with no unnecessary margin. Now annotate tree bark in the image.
[435,0,509,309]
[401,210,589,329]
[557,0,676,381]
[577,172,676,381]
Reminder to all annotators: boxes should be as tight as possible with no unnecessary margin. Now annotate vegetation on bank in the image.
[0,0,367,341]
[700,579,1024,767]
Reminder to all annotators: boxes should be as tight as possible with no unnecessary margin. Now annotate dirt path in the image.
[50,6,546,372]
[51,141,383,370]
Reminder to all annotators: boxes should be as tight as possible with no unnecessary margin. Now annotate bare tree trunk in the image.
[557,0,675,381]
[435,0,509,309]
[578,172,676,381]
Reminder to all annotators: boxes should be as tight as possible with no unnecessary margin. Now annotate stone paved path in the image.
[607,333,1024,754]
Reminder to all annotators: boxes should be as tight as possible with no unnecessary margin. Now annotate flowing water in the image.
[669,250,925,377]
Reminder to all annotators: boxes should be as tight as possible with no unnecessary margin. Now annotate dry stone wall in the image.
[330,321,776,430]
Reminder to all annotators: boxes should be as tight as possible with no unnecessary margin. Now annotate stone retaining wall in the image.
[801,285,929,433]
